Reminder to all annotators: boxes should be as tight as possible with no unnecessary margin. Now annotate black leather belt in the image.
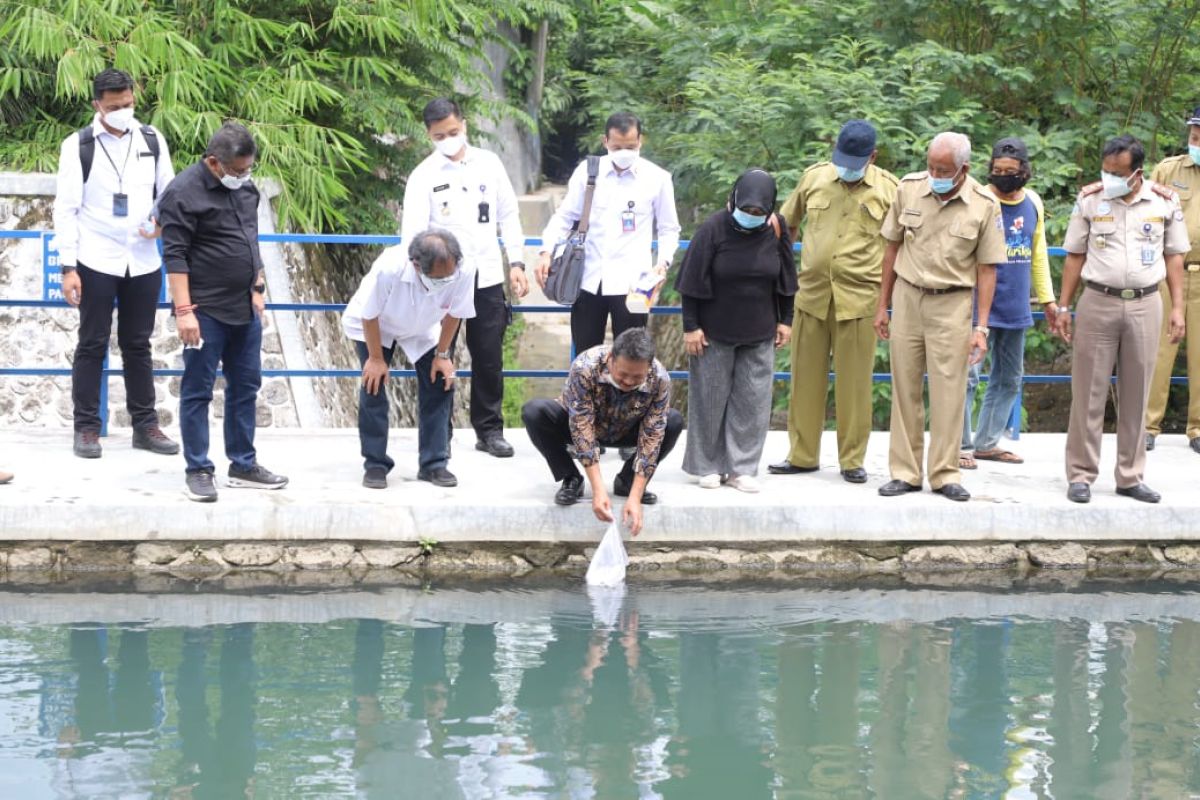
[1084,280,1157,300]
[899,276,971,295]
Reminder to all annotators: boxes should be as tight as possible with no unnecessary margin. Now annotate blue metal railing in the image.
[0,232,1184,440]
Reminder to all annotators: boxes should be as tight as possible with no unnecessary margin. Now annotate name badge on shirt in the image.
[1142,245,1157,265]
[433,184,450,192]
[478,201,490,224]
[621,201,636,233]
[112,193,128,217]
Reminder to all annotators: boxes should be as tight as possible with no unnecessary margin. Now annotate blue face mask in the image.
[1190,145,1200,166]
[732,208,767,229]
[836,164,866,182]
[928,172,959,195]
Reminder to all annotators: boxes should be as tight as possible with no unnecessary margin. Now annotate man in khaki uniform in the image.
[1056,134,1188,504]
[875,132,1006,502]
[769,120,898,484]
[1145,108,1200,454]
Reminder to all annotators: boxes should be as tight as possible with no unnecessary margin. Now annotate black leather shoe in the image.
[417,467,458,487]
[363,467,387,489]
[132,425,180,455]
[613,474,657,505]
[475,436,514,458]
[1146,433,1156,451]
[554,475,584,506]
[768,460,819,475]
[878,479,921,497]
[1116,482,1161,503]
[840,467,868,484]
[1067,482,1091,503]
[933,483,970,502]
[1191,437,1200,454]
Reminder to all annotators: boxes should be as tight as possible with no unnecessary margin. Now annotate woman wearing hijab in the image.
[675,169,798,492]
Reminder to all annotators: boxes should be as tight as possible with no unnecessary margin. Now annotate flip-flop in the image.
[974,448,1024,464]
[959,451,977,470]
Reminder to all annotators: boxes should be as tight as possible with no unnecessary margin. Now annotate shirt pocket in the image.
[853,199,887,237]
[1090,219,1117,238]
[947,216,982,261]
[128,151,158,190]
[898,209,924,241]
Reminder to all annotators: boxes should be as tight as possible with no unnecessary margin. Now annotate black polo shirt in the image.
[159,161,263,325]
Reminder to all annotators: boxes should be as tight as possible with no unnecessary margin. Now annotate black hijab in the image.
[727,169,777,232]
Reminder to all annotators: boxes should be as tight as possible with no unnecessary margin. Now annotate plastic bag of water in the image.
[585,521,627,586]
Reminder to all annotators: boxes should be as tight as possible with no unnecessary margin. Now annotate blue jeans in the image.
[354,341,453,473]
[180,312,262,474]
[962,326,1026,452]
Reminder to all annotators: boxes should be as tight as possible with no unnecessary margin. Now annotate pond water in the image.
[0,581,1197,799]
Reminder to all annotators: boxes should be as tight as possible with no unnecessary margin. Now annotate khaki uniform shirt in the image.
[880,172,1008,289]
[1150,154,1200,264]
[781,162,899,320]
[1062,181,1190,288]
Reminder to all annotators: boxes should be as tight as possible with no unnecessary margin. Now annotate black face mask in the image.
[988,173,1027,194]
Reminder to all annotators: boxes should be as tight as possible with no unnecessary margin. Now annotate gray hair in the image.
[408,229,462,275]
[612,327,656,363]
[930,131,971,169]
[206,122,257,163]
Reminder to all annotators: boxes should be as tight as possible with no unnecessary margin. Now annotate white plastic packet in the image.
[585,521,628,586]
[586,582,626,629]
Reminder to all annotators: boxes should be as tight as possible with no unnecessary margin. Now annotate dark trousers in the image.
[521,397,683,484]
[354,341,454,473]
[570,286,649,352]
[72,263,162,432]
[180,311,262,474]
[465,281,508,438]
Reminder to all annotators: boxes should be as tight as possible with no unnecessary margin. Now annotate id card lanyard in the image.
[96,130,135,217]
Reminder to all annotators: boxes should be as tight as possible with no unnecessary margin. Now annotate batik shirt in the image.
[558,345,671,477]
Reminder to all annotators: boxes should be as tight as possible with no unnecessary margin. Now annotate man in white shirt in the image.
[342,229,476,489]
[536,112,681,352]
[401,98,527,459]
[52,68,177,459]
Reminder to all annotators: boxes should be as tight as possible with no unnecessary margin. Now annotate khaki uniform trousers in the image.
[1066,289,1162,486]
[786,296,876,469]
[887,279,973,489]
[1145,271,1200,439]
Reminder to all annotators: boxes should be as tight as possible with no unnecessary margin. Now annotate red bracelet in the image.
[174,304,196,316]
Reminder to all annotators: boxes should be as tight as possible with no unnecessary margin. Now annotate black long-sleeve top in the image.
[676,210,797,344]
[159,161,263,325]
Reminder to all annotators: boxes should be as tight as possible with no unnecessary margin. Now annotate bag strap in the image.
[77,127,96,185]
[577,155,601,235]
[140,124,161,200]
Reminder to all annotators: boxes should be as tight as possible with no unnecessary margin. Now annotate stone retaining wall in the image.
[2,541,1199,583]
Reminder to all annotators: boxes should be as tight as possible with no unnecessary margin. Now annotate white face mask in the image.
[220,174,249,191]
[418,269,459,292]
[1101,170,1135,199]
[604,371,647,393]
[103,107,135,132]
[435,134,466,159]
[609,148,639,170]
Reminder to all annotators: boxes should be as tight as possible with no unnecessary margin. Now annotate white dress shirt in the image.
[51,114,175,276]
[342,244,477,364]
[541,154,681,295]
[399,145,524,290]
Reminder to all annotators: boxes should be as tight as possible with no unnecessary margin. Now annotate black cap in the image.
[832,120,876,170]
[991,137,1029,164]
[1187,106,1200,126]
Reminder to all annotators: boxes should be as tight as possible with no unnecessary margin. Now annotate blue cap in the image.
[832,120,877,170]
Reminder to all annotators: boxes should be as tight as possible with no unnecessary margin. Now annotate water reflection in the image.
[3,586,1200,798]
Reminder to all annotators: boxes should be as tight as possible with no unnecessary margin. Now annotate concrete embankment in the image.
[1,428,1199,577]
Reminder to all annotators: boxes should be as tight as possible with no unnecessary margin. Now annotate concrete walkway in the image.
[1,428,1198,543]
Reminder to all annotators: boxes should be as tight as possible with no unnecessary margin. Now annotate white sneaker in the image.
[727,474,761,493]
[698,473,723,489]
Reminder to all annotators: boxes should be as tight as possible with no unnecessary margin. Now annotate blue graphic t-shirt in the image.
[989,194,1037,329]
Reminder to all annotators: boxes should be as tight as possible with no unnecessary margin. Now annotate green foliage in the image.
[0,0,554,233]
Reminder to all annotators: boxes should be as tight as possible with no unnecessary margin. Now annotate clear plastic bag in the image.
[585,521,628,586]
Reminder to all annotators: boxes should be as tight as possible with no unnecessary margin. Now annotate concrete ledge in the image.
[1,428,1198,543]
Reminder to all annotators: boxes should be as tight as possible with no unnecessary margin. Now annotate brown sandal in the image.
[974,448,1024,464]
[959,450,977,470]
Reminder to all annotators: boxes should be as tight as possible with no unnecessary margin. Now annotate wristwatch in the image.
[252,284,266,294]
[973,325,989,337]
[435,349,453,360]
[510,261,525,270]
